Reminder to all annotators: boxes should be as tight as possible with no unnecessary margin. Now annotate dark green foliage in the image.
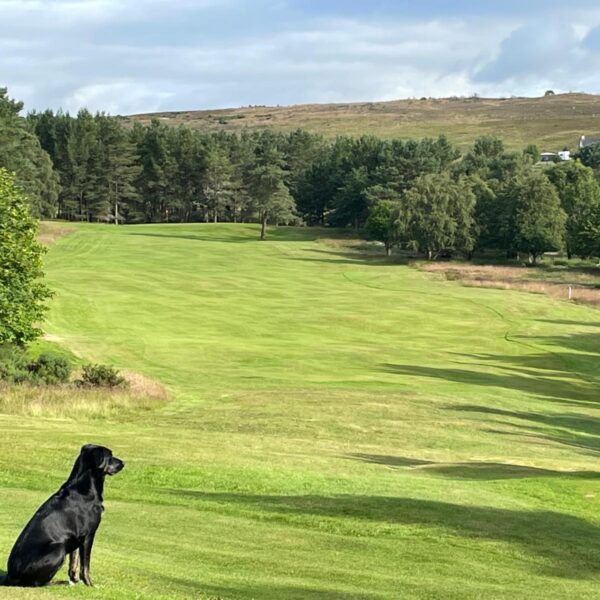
[0,168,52,345]
[202,143,235,223]
[0,89,59,218]
[403,173,476,259]
[244,132,296,239]
[576,143,600,174]
[27,352,72,384]
[546,161,600,258]
[511,170,566,264]
[523,144,540,163]
[77,363,127,388]
[0,344,29,383]
[365,200,405,256]
[0,346,71,384]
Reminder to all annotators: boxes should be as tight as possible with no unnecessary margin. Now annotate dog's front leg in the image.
[79,532,96,586]
[68,549,80,584]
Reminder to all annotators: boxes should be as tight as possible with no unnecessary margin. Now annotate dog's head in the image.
[79,444,125,477]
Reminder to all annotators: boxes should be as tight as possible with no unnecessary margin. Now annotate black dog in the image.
[2,444,124,587]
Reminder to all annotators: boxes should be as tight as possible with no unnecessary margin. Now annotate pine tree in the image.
[202,144,234,223]
[94,116,141,223]
[0,89,59,218]
[245,135,296,239]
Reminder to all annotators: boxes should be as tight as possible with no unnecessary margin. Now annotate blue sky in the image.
[2,0,600,115]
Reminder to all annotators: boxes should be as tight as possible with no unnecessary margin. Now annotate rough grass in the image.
[420,261,600,307]
[37,221,75,246]
[1,223,600,599]
[123,92,600,150]
[0,372,167,418]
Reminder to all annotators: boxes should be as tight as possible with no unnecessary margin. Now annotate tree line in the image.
[2,87,600,260]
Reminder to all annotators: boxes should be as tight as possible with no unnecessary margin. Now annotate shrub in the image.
[27,352,72,384]
[77,363,127,388]
[0,344,29,383]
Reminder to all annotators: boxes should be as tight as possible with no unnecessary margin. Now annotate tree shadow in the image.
[534,331,600,358]
[128,226,347,245]
[348,455,434,468]
[347,453,600,480]
[288,247,412,266]
[451,405,600,456]
[380,361,596,405]
[160,575,366,600]
[129,232,258,244]
[537,319,600,328]
[167,491,600,578]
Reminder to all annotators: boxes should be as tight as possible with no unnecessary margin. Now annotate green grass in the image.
[123,92,600,151]
[1,222,600,599]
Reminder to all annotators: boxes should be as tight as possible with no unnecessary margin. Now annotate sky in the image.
[3,0,600,115]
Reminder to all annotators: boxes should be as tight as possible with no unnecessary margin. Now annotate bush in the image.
[0,344,29,383]
[0,346,73,385]
[27,352,72,384]
[77,363,127,388]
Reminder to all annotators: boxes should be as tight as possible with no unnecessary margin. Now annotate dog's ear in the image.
[79,444,111,472]
[98,447,112,473]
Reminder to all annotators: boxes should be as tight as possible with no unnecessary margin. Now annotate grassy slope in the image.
[1,222,599,599]
[123,93,600,150]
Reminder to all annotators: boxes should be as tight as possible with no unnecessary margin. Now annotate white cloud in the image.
[1,1,600,113]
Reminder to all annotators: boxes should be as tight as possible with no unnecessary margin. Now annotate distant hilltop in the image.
[122,93,600,151]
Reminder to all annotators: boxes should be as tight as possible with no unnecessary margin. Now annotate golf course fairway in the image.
[0,222,599,599]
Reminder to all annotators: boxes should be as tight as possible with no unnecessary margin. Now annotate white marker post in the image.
[568,286,573,300]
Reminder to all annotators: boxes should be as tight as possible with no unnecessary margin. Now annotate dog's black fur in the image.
[1,444,124,587]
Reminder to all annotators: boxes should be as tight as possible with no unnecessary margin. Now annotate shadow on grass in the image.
[128,226,349,245]
[451,405,600,456]
[380,361,597,406]
[287,247,412,266]
[168,491,600,578]
[537,319,600,328]
[348,453,600,480]
[129,232,258,244]
[160,576,363,600]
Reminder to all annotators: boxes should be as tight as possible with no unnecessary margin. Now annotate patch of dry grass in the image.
[37,221,75,246]
[0,372,167,419]
[420,262,600,307]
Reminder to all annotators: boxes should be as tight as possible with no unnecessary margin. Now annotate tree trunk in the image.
[260,214,267,240]
[427,249,433,261]
[385,243,392,257]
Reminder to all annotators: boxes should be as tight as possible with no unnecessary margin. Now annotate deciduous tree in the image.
[0,168,52,345]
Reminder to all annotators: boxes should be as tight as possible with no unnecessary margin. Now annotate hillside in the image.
[1,222,599,599]
[123,92,600,151]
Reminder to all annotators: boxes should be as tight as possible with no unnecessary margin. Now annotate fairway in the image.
[1,223,599,599]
